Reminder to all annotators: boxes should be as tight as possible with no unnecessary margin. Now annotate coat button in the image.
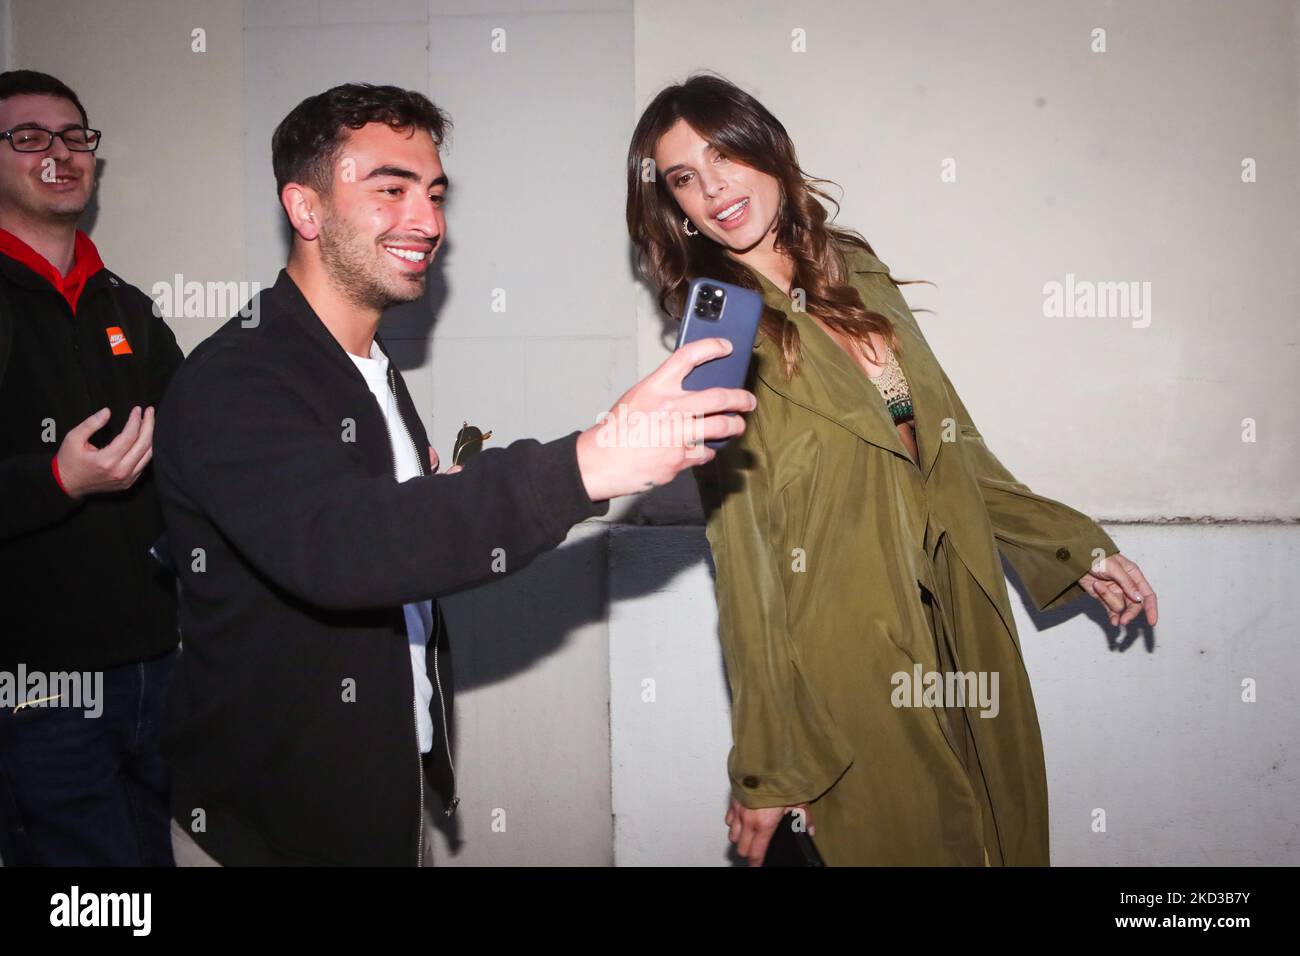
[1055,547,1071,561]
[741,775,760,789]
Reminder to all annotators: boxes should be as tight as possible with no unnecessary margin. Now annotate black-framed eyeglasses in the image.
[0,126,102,153]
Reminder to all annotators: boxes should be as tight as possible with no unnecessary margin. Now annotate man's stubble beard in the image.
[319,206,425,313]
[0,174,91,227]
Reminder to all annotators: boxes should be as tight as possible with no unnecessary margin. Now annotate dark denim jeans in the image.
[0,648,177,866]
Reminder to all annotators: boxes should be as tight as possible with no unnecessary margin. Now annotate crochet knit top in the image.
[867,345,914,426]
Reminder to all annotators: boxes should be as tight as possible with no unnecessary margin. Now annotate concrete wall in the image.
[609,524,1299,866]
[3,0,1296,865]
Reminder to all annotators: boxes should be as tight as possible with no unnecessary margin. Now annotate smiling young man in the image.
[154,83,753,866]
[0,70,184,866]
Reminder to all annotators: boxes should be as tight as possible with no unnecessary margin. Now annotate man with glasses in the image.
[0,70,184,865]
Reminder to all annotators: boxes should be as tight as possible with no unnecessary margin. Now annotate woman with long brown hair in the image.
[626,73,1158,866]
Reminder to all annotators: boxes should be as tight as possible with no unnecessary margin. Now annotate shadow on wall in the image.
[430,522,722,859]
[1006,551,1156,652]
[439,518,718,697]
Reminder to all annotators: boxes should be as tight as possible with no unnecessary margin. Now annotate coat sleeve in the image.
[155,349,608,610]
[936,360,1119,612]
[0,450,84,539]
[693,403,853,809]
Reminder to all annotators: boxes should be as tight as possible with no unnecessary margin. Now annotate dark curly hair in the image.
[271,82,452,197]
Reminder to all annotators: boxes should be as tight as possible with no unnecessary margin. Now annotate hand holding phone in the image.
[573,331,756,502]
[673,278,763,450]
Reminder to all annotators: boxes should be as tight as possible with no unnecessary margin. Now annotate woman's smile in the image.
[712,196,750,230]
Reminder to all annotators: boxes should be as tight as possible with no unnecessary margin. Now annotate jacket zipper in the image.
[383,364,460,856]
[430,606,459,816]
[374,366,426,866]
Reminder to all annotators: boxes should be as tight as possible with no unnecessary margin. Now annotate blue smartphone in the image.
[674,278,764,450]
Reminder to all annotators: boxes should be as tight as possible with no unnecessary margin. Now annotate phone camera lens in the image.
[694,284,727,320]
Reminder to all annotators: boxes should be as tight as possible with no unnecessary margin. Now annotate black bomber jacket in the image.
[154,268,608,865]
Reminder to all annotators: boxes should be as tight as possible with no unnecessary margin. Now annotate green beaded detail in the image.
[884,396,914,426]
[866,345,914,425]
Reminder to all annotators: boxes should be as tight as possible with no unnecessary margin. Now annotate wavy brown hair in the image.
[626,72,927,380]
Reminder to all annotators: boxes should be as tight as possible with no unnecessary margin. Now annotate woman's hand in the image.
[1078,551,1158,627]
[726,796,813,866]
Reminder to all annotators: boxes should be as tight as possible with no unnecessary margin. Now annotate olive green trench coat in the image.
[693,242,1118,866]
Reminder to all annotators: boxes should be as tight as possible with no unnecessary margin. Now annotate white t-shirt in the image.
[345,341,435,754]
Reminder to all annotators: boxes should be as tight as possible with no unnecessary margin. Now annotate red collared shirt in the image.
[0,227,105,314]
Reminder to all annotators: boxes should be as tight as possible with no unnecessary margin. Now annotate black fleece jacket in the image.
[154,268,608,866]
[0,252,182,673]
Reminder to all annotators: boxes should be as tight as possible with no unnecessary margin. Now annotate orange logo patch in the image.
[105,326,133,356]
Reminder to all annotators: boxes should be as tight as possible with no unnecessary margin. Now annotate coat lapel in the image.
[745,249,947,483]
